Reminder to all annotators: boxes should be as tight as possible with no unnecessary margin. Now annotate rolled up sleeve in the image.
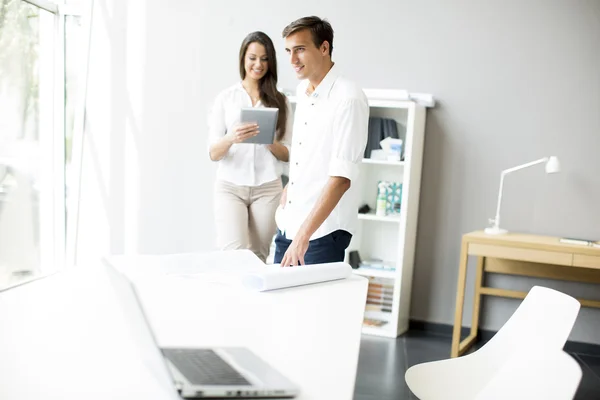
[328,98,369,182]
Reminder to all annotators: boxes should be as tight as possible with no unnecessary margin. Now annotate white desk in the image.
[0,251,368,400]
[0,263,180,400]
[112,251,369,400]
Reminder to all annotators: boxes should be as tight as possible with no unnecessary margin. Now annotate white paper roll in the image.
[241,262,352,291]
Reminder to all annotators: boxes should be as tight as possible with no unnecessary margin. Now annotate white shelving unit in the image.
[351,95,427,338]
[287,90,429,338]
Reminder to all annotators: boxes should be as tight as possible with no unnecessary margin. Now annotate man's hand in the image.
[279,177,350,267]
[280,234,309,267]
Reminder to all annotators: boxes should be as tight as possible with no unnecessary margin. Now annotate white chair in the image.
[474,350,582,400]
[405,286,581,399]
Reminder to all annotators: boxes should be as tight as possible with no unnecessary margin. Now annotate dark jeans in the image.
[274,229,353,265]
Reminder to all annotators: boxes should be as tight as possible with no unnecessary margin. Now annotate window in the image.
[0,0,87,289]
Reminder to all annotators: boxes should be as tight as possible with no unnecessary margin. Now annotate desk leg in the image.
[451,240,469,358]
[470,257,485,341]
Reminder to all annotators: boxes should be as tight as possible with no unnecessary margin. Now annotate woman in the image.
[208,31,292,262]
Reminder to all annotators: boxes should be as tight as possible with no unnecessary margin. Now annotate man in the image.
[275,16,369,266]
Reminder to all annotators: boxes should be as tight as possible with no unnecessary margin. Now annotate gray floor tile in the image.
[354,335,409,399]
[403,331,451,368]
[573,354,600,400]
[354,393,410,400]
[354,331,600,400]
[577,353,600,380]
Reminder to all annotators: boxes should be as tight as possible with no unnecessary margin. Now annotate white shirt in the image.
[207,82,293,186]
[281,64,369,240]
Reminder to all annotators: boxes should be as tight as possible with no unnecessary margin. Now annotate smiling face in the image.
[284,28,330,83]
[243,42,268,82]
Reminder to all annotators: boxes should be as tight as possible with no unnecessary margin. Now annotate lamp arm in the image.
[501,157,548,175]
[491,157,548,228]
[488,157,558,233]
[492,173,505,228]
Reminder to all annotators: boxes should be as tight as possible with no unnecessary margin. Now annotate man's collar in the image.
[305,63,339,100]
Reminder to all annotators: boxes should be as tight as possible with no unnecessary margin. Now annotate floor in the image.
[353,330,600,400]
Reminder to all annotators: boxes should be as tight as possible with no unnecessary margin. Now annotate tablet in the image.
[240,107,279,144]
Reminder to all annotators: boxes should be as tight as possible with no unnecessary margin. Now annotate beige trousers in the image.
[214,178,282,262]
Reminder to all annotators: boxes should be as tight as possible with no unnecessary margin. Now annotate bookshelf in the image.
[286,90,429,338]
[352,93,427,338]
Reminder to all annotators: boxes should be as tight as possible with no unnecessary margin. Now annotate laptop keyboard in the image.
[163,349,251,386]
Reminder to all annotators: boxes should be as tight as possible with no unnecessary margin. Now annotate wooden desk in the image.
[451,231,600,358]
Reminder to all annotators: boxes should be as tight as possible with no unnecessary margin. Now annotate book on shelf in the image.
[368,295,394,303]
[367,290,395,296]
[359,259,396,272]
[363,318,388,327]
[367,276,396,285]
[367,289,394,296]
[367,301,393,308]
[366,298,392,304]
[367,287,394,294]
[367,288,394,296]
[367,280,395,287]
[365,304,392,313]
[367,294,394,301]
[367,286,394,296]
[367,300,393,307]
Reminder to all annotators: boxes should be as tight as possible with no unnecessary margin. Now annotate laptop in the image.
[101,259,299,399]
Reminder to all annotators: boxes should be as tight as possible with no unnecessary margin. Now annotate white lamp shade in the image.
[545,156,561,174]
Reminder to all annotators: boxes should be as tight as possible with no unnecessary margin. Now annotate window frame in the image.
[20,0,89,270]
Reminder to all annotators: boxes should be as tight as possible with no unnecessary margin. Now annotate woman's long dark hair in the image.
[239,31,288,141]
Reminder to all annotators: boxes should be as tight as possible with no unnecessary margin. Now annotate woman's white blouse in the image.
[207,82,293,187]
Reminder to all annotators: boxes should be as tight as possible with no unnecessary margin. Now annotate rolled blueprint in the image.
[241,262,352,291]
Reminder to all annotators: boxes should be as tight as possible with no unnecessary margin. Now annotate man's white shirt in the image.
[280,64,369,240]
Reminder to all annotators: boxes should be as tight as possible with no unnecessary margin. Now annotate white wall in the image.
[77,0,392,260]
[77,0,600,343]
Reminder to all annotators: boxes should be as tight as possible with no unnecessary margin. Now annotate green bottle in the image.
[376,182,387,216]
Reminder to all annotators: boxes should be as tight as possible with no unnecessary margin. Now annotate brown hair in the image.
[239,31,288,141]
[282,16,334,56]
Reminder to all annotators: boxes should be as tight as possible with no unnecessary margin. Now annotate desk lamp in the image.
[485,156,561,235]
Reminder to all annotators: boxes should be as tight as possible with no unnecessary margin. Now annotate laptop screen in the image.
[102,259,179,394]
[0,262,180,399]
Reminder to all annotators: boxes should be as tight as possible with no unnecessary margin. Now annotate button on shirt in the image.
[283,64,369,240]
[207,82,293,186]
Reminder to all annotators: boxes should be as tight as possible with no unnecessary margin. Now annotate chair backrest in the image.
[474,350,582,400]
[404,287,581,400]
[479,286,580,358]
[450,286,581,395]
